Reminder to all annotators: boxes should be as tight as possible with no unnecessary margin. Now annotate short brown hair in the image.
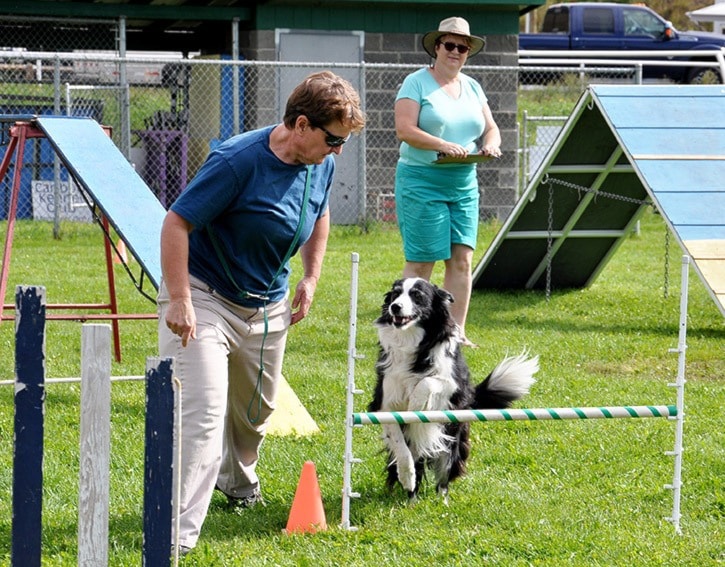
[283,71,365,132]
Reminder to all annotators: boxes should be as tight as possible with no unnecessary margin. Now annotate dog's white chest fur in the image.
[378,330,459,413]
[377,333,458,460]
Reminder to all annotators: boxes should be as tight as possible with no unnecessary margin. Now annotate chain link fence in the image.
[519,112,568,197]
[1,17,649,227]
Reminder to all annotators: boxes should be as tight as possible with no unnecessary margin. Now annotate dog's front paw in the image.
[397,457,416,492]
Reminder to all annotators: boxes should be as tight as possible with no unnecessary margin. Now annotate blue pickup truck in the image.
[519,2,725,84]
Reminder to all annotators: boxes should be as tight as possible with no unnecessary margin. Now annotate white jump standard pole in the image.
[665,255,689,535]
[341,252,362,531]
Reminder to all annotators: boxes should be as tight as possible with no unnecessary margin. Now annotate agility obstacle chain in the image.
[341,253,688,533]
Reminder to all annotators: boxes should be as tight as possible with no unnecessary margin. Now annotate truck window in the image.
[623,7,666,37]
[541,6,569,34]
[582,8,615,34]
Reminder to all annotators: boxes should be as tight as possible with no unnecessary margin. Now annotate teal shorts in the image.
[395,162,479,262]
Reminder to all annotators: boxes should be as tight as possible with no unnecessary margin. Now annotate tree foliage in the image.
[522,0,716,33]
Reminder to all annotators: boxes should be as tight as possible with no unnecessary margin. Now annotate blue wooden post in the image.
[142,357,175,566]
[12,286,46,567]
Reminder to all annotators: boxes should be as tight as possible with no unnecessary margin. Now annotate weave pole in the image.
[9,290,178,562]
[353,405,676,426]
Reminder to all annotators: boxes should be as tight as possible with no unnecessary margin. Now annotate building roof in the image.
[687,2,725,24]
[1,1,544,52]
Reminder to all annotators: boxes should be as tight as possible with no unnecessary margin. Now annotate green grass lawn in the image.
[0,212,723,566]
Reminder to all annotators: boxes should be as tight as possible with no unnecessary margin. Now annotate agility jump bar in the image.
[353,405,677,426]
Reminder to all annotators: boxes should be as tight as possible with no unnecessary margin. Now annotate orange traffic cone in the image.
[113,239,128,264]
[284,461,327,534]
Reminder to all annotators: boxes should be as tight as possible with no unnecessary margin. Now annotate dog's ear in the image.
[436,287,454,304]
[380,284,396,315]
[382,289,394,306]
[376,285,396,325]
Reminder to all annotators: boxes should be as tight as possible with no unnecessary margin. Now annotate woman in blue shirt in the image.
[159,71,365,555]
[395,17,502,348]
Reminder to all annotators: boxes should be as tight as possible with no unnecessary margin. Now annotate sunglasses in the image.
[314,124,350,147]
[439,41,470,54]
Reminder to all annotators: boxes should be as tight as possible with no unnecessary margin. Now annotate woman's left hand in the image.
[480,145,502,158]
[290,276,317,325]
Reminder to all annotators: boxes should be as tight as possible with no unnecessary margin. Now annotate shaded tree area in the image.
[522,0,715,33]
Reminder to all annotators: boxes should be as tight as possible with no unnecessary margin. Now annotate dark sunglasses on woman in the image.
[439,41,470,54]
[313,123,350,147]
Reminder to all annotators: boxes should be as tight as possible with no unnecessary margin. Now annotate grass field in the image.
[0,212,723,566]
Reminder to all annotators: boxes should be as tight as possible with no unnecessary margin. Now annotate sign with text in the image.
[31,180,93,223]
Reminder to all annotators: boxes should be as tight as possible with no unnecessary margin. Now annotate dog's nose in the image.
[390,303,401,315]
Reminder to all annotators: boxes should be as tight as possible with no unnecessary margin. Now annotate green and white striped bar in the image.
[353,405,676,426]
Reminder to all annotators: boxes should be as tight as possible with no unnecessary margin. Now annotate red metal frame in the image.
[0,120,157,362]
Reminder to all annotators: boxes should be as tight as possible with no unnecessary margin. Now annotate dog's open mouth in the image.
[392,315,414,328]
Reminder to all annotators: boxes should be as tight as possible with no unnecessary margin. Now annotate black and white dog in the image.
[368,277,539,501]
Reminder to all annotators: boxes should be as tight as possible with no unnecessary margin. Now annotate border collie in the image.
[368,277,539,501]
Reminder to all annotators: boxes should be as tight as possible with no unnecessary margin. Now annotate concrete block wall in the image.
[243,29,520,221]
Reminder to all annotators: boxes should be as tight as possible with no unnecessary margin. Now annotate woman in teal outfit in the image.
[394,16,502,347]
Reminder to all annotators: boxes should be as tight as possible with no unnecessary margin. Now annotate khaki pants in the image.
[158,275,290,549]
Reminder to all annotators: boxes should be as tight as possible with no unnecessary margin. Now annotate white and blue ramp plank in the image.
[33,116,165,289]
[596,85,725,316]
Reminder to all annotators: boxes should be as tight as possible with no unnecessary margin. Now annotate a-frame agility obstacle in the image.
[474,84,724,318]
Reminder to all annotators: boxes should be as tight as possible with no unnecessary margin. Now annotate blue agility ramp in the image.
[35,116,165,288]
[1,116,165,361]
[473,85,725,317]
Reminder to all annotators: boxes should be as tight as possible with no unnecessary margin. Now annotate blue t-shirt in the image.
[396,67,487,167]
[170,125,334,307]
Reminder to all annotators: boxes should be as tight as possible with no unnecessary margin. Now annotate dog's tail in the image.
[473,352,539,409]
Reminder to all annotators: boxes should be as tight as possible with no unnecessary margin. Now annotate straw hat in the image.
[422,16,485,58]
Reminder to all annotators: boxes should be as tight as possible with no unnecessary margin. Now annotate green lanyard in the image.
[209,165,312,303]
[208,165,312,422]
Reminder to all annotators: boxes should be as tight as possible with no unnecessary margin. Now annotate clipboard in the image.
[433,154,497,164]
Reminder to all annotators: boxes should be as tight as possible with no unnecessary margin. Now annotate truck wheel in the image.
[687,67,722,85]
